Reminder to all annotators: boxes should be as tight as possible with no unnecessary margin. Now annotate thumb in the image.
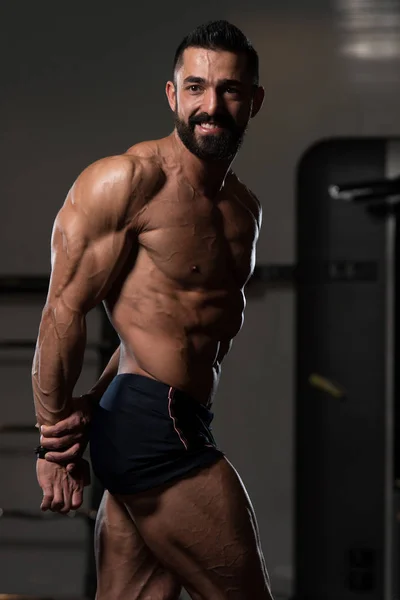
[71,488,84,511]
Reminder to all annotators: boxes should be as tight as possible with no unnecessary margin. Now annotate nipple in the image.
[191,265,200,273]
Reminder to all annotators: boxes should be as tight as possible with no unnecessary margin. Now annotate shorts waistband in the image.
[111,373,213,418]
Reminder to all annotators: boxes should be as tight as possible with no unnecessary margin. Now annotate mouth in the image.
[196,122,226,134]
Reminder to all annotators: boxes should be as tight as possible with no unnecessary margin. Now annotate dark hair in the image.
[173,20,259,86]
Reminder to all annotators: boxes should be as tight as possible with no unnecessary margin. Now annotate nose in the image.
[202,87,224,115]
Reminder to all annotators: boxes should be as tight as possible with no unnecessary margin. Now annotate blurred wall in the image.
[1,0,400,596]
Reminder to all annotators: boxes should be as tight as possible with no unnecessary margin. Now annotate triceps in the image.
[32,226,131,426]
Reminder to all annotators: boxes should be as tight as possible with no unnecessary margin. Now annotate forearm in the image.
[85,344,121,401]
[32,302,86,426]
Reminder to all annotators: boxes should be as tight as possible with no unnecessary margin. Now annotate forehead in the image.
[177,47,250,83]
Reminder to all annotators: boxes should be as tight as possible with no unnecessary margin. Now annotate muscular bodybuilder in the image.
[33,20,273,600]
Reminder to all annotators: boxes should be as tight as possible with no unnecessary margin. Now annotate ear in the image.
[250,86,265,118]
[165,81,177,112]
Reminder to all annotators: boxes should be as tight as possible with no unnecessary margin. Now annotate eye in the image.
[187,85,203,93]
[225,87,241,96]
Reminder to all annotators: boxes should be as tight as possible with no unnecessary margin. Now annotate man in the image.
[33,20,273,600]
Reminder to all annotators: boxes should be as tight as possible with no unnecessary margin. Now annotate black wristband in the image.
[34,445,47,459]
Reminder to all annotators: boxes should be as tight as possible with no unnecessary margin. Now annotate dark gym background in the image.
[1,1,400,599]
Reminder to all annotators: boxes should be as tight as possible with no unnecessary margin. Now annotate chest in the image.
[138,192,258,288]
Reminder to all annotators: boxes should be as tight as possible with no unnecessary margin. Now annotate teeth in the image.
[200,123,218,129]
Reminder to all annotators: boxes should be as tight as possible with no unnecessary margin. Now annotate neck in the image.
[170,130,235,197]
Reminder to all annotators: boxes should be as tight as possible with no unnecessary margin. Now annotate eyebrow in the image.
[183,76,244,87]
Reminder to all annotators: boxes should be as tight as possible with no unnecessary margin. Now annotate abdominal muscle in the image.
[107,283,245,406]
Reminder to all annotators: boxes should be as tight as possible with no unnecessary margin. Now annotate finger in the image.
[41,414,82,437]
[50,484,64,513]
[40,433,83,450]
[60,480,72,514]
[71,487,84,511]
[40,485,53,511]
[66,462,75,473]
[45,443,81,464]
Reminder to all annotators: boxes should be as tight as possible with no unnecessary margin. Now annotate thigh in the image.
[95,491,182,600]
[119,457,273,600]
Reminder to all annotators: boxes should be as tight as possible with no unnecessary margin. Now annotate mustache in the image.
[189,113,236,129]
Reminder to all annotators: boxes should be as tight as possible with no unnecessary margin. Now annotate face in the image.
[166,48,264,162]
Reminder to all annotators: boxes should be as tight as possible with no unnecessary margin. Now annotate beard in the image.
[174,106,247,162]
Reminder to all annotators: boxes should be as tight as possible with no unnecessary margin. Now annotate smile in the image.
[196,123,225,133]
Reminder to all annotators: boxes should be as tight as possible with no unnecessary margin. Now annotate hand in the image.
[36,457,90,513]
[40,395,94,467]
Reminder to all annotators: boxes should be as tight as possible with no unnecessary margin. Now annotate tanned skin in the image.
[34,47,273,599]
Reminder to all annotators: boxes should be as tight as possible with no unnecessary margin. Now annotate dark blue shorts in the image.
[89,374,224,494]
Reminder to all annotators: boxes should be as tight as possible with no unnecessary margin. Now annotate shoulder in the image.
[229,172,262,231]
[73,151,162,208]
[59,151,163,233]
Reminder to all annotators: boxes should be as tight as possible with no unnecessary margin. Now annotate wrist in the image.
[34,445,48,459]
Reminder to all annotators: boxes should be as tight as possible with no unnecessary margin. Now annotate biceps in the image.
[49,225,131,313]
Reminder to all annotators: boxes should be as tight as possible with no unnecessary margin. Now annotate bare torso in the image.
[103,136,260,405]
